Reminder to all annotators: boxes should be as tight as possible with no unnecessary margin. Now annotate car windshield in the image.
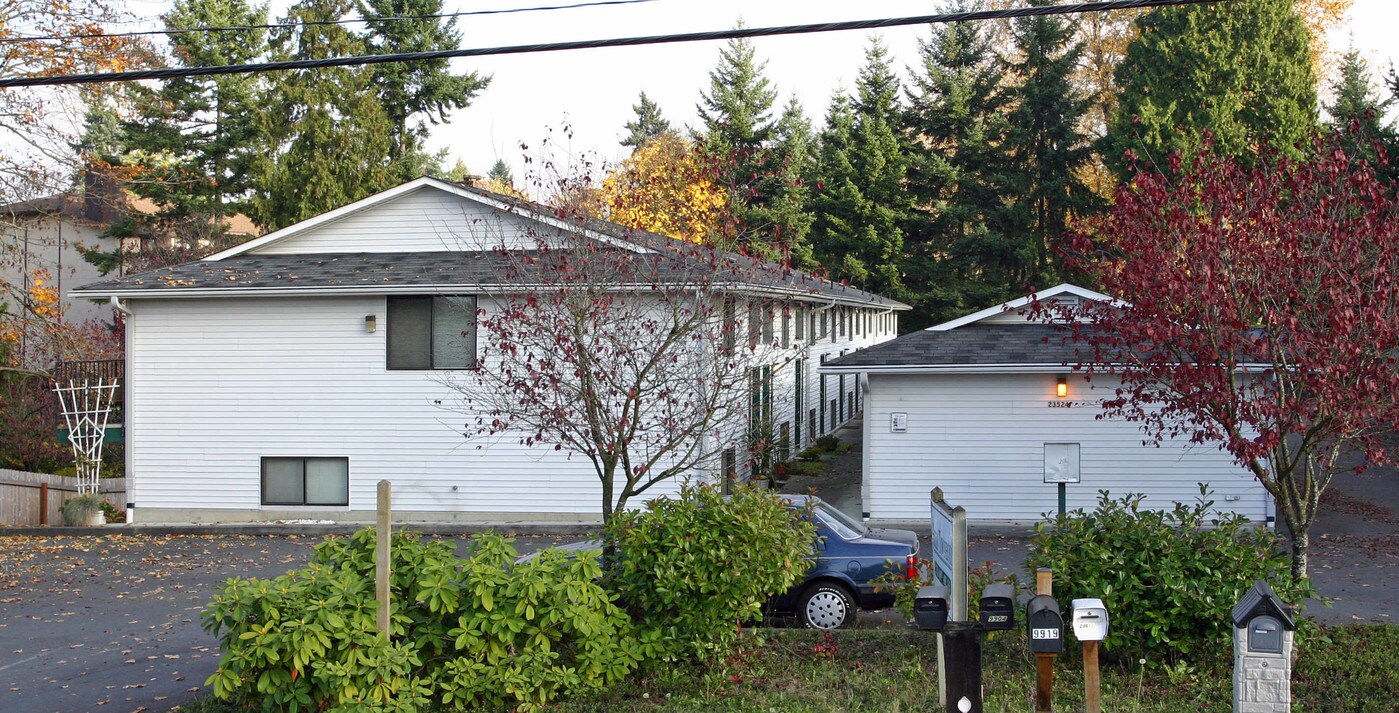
[815,502,867,540]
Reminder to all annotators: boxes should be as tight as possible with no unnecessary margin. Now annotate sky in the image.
[126,0,1399,185]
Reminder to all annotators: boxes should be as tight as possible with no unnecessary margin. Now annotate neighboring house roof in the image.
[927,283,1118,331]
[822,324,1089,373]
[823,283,1105,374]
[73,176,909,309]
[0,185,260,238]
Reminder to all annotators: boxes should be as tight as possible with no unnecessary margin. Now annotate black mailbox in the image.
[914,585,950,631]
[979,583,1015,630]
[1025,594,1065,654]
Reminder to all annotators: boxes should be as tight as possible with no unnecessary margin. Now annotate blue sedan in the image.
[769,494,920,630]
[519,495,919,630]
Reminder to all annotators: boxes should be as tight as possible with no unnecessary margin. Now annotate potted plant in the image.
[60,494,106,526]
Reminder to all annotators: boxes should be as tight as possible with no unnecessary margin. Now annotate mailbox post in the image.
[1026,593,1064,712]
[1232,580,1296,713]
[1072,598,1109,713]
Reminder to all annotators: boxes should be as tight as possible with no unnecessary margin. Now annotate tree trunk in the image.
[1289,526,1309,581]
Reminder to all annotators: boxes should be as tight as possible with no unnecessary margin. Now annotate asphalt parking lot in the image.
[2,464,1396,713]
[0,531,563,713]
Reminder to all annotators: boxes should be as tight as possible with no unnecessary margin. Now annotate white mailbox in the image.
[1071,598,1109,641]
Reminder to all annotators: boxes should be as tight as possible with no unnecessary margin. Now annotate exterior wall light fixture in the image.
[365,315,377,333]
[1056,376,1068,399]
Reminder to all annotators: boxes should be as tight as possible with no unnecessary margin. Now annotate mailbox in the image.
[1231,580,1296,712]
[1025,594,1065,654]
[1071,598,1109,641]
[979,583,1015,631]
[914,584,950,631]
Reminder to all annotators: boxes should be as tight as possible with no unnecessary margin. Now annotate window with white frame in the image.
[387,296,476,369]
[262,457,349,506]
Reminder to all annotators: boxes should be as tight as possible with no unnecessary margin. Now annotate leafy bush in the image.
[1024,488,1313,663]
[202,529,642,712]
[606,483,816,663]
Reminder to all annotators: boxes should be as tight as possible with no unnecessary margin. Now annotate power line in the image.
[0,0,1223,89]
[2,0,661,44]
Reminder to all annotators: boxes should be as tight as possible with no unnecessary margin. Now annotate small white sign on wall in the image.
[1044,443,1081,484]
[890,412,908,433]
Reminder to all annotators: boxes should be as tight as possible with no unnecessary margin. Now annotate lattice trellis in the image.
[53,379,119,495]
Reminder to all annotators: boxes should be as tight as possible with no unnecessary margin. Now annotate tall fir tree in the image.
[621,92,670,149]
[902,6,1011,327]
[1105,0,1317,173]
[696,35,810,263]
[116,0,268,231]
[249,0,397,229]
[487,159,514,187]
[357,0,488,177]
[998,0,1098,293]
[1326,49,1398,179]
[810,38,909,299]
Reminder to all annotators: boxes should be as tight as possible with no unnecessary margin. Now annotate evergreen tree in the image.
[763,98,816,269]
[117,0,268,228]
[902,7,1010,327]
[1106,0,1317,173]
[357,0,488,175]
[1326,49,1398,176]
[621,92,670,149]
[250,0,396,229]
[487,159,514,187]
[696,35,810,262]
[999,0,1098,291]
[809,39,909,299]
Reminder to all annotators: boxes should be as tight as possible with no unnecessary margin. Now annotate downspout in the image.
[110,296,134,523]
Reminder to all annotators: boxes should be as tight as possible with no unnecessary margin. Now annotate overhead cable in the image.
[2,0,661,44]
[0,0,1224,88]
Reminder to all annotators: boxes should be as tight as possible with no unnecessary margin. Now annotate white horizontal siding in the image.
[126,295,694,517]
[250,188,547,255]
[126,296,901,518]
[862,373,1266,523]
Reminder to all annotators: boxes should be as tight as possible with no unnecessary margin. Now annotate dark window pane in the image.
[432,296,475,369]
[305,459,350,505]
[263,458,304,504]
[388,297,431,369]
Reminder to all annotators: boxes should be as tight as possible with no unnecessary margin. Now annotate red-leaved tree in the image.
[1035,133,1399,579]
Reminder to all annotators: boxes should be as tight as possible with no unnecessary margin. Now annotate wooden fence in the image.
[0,469,127,526]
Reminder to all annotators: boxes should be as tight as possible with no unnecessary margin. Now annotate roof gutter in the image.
[820,362,1271,375]
[70,282,911,310]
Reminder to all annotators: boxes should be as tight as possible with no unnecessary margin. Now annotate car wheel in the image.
[798,582,856,630]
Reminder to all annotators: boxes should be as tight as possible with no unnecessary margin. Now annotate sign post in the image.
[931,488,969,708]
[376,480,392,641]
[1043,443,1081,517]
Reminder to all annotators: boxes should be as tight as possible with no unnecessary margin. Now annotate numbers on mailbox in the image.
[1031,628,1060,640]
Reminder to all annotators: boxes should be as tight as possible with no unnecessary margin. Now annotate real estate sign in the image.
[929,487,968,620]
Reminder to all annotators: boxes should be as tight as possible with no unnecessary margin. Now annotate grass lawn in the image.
[180,625,1399,712]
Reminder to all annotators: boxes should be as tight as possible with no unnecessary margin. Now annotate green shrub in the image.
[779,460,826,477]
[202,529,642,712]
[1024,488,1313,663]
[606,483,816,664]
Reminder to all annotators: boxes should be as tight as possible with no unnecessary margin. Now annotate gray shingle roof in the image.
[73,250,907,308]
[72,179,908,309]
[825,324,1092,368]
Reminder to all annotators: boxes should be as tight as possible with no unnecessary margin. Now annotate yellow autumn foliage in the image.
[600,133,729,245]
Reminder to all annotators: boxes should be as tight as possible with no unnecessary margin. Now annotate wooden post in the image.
[39,483,49,526]
[1034,568,1054,713]
[375,480,392,641]
[943,624,983,713]
[1083,641,1102,713]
